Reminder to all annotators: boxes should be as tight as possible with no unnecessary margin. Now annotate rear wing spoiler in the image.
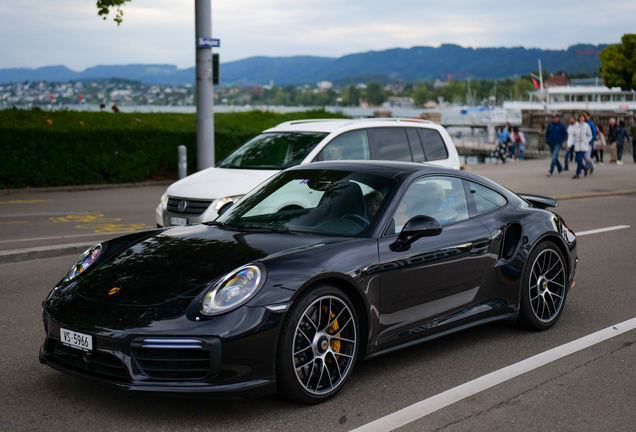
[518,194,559,209]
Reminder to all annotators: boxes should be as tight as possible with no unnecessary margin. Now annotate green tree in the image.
[97,0,131,25]
[600,33,636,90]
[412,85,430,106]
[366,82,385,106]
[513,78,536,100]
[344,85,360,106]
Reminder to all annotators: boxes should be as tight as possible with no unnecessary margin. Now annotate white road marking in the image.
[351,317,636,432]
[576,225,630,236]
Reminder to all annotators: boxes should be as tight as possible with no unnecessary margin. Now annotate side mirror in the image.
[391,215,442,251]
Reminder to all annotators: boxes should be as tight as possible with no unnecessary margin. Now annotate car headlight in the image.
[160,193,168,208]
[200,264,264,315]
[65,243,104,281]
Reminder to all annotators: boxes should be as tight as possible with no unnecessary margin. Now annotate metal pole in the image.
[195,0,215,170]
[538,58,544,92]
[178,145,187,179]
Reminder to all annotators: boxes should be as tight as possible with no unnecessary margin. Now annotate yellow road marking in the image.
[50,214,121,223]
[0,221,28,225]
[75,223,153,233]
[0,199,54,204]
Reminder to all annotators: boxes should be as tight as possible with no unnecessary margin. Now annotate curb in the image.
[0,241,95,264]
[0,180,174,196]
[554,189,636,200]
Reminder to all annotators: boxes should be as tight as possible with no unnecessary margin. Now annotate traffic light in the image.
[213,53,219,85]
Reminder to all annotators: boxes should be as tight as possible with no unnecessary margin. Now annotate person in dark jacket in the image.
[614,121,630,165]
[546,113,567,176]
[607,118,618,163]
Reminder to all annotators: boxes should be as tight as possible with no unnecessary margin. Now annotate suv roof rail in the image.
[274,119,349,128]
[340,117,435,127]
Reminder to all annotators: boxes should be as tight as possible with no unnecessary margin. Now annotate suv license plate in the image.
[171,217,187,226]
[60,328,93,352]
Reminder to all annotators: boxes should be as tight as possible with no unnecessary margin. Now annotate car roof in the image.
[286,160,457,178]
[287,160,517,198]
[263,118,440,134]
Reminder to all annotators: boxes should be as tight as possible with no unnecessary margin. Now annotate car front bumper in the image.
[39,300,284,399]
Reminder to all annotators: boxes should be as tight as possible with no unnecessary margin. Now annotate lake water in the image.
[22,104,521,125]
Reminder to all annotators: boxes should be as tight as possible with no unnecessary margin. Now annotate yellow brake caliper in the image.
[323,307,341,354]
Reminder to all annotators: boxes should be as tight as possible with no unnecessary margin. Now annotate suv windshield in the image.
[218,132,328,170]
[216,169,396,237]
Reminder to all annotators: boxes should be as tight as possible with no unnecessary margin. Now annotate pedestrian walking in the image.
[614,121,630,165]
[572,113,593,179]
[512,127,525,160]
[545,113,567,177]
[583,111,596,175]
[538,124,547,154]
[631,121,636,163]
[593,125,607,164]
[565,116,576,171]
[492,126,511,164]
[607,118,618,163]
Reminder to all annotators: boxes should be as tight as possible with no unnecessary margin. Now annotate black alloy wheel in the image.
[277,284,359,404]
[518,241,568,330]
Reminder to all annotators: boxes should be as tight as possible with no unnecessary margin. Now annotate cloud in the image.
[0,0,633,70]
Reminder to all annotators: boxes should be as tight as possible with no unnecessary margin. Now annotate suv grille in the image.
[167,197,213,215]
[130,338,212,380]
[46,339,130,382]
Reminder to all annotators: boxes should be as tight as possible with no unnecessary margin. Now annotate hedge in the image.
[0,108,347,188]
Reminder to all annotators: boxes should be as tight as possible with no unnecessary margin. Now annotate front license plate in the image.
[60,328,93,352]
[171,217,187,226]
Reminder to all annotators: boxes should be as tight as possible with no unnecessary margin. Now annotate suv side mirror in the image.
[391,215,443,251]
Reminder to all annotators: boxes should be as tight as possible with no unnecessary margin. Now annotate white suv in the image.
[156,118,460,227]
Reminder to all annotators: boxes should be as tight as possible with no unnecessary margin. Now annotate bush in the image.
[0,108,347,188]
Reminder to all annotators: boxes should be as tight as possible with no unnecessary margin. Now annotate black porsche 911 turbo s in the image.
[40,160,577,403]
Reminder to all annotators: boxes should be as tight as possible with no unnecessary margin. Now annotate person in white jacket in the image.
[571,113,593,179]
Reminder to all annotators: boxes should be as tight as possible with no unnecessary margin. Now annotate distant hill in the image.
[0,43,608,86]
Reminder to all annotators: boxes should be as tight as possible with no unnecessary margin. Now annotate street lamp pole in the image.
[195,0,215,170]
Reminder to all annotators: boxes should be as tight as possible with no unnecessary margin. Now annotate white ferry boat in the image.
[503,86,636,111]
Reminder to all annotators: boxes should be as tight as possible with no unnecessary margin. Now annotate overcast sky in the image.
[1,0,634,71]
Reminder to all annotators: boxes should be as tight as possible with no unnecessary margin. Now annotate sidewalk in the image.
[467,157,636,200]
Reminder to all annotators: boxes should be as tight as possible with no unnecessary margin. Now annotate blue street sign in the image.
[197,38,220,48]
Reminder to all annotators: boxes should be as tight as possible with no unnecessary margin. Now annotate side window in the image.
[467,182,507,215]
[368,128,413,162]
[319,130,370,161]
[393,176,469,231]
[405,128,426,162]
[417,129,448,161]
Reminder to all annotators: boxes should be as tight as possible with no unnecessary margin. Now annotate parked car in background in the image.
[156,118,461,227]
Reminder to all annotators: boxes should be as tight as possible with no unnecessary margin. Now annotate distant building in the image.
[383,97,415,108]
[545,73,571,88]
[317,81,333,92]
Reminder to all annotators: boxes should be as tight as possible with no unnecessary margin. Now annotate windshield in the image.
[216,169,397,237]
[218,132,328,169]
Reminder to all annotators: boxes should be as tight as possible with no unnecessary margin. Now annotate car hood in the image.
[166,167,279,200]
[74,224,342,306]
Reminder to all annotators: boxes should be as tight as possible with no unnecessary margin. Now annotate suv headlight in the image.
[200,264,265,315]
[65,243,104,281]
[160,193,169,208]
[214,195,244,214]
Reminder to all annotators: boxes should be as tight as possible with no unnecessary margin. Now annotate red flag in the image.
[78,93,82,100]
[531,77,540,90]
[50,93,54,100]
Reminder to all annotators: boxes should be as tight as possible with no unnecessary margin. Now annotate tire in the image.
[518,241,568,330]
[276,284,359,404]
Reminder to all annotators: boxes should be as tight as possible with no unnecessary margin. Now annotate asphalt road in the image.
[1,159,636,431]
